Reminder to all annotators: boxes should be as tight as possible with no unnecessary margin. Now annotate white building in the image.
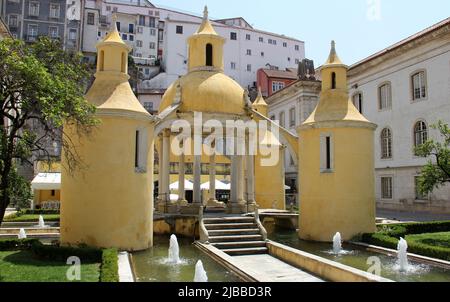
[80,1,305,112]
[157,17,305,91]
[266,79,321,192]
[82,0,160,73]
[348,18,450,213]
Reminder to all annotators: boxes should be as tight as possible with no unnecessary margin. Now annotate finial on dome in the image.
[111,13,118,32]
[173,83,182,105]
[244,88,252,108]
[324,40,343,65]
[203,6,209,21]
[257,87,263,98]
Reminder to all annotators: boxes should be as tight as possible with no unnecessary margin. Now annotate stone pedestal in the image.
[180,204,202,215]
[227,202,248,214]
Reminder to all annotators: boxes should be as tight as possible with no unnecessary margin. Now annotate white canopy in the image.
[31,173,61,191]
[200,180,231,191]
[284,185,291,190]
[169,179,194,191]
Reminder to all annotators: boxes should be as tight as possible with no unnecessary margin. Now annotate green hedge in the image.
[31,241,102,262]
[0,239,119,282]
[377,221,450,238]
[21,209,60,215]
[100,249,119,282]
[363,220,450,261]
[0,239,39,251]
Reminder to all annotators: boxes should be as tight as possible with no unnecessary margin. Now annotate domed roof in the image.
[158,71,246,115]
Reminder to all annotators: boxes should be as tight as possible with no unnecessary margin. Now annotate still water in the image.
[269,228,450,282]
[132,236,241,282]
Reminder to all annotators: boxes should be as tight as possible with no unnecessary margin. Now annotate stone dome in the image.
[158,70,246,115]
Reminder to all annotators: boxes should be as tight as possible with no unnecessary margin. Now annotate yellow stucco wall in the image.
[34,189,60,206]
[61,117,154,251]
[255,147,286,210]
[298,127,376,242]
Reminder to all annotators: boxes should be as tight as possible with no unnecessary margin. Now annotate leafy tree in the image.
[0,37,97,224]
[415,121,450,195]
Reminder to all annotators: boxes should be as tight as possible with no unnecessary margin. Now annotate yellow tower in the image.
[60,18,154,251]
[252,89,286,210]
[298,41,377,242]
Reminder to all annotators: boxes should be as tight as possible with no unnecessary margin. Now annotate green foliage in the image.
[5,166,32,210]
[0,37,98,224]
[0,250,100,282]
[4,214,60,222]
[0,238,39,251]
[19,209,60,215]
[100,248,119,282]
[363,221,450,261]
[414,121,450,194]
[0,238,119,282]
[31,240,102,262]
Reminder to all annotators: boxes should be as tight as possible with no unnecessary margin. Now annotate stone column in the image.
[237,155,246,203]
[246,154,256,205]
[157,135,163,204]
[208,154,217,203]
[178,152,187,205]
[230,155,238,204]
[193,155,201,204]
[161,129,171,203]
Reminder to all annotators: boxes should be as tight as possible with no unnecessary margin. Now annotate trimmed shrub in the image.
[363,221,450,261]
[362,233,398,250]
[31,241,101,262]
[100,249,119,282]
[21,209,60,215]
[0,239,39,251]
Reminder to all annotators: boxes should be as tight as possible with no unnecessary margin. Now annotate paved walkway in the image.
[232,254,323,282]
[377,209,450,222]
[118,252,134,282]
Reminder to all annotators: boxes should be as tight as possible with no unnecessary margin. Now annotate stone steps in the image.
[221,247,269,256]
[203,215,268,256]
[208,228,261,236]
[212,241,267,249]
[209,234,264,243]
[203,217,254,224]
[205,223,257,230]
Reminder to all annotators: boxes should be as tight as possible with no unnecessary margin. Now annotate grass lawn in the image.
[0,250,100,282]
[406,232,450,250]
[4,214,60,222]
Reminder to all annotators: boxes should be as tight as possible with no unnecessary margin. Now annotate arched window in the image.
[378,82,392,110]
[121,52,126,73]
[99,50,105,71]
[352,92,363,114]
[206,43,213,66]
[331,72,336,89]
[381,128,392,159]
[414,121,428,147]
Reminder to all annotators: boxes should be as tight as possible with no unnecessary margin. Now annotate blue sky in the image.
[153,0,450,66]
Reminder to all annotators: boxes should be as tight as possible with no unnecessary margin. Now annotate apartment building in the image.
[0,0,83,50]
[79,0,304,113]
[347,18,450,213]
[266,78,321,193]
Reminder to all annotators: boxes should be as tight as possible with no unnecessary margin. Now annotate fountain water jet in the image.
[38,215,46,228]
[168,234,181,264]
[397,238,409,272]
[194,260,208,282]
[18,228,27,239]
[333,232,342,255]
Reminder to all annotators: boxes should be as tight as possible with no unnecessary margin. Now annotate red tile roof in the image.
[261,68,298,80]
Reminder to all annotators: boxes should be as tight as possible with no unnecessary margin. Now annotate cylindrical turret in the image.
[60,16,154,251]
[297,41,377,242]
